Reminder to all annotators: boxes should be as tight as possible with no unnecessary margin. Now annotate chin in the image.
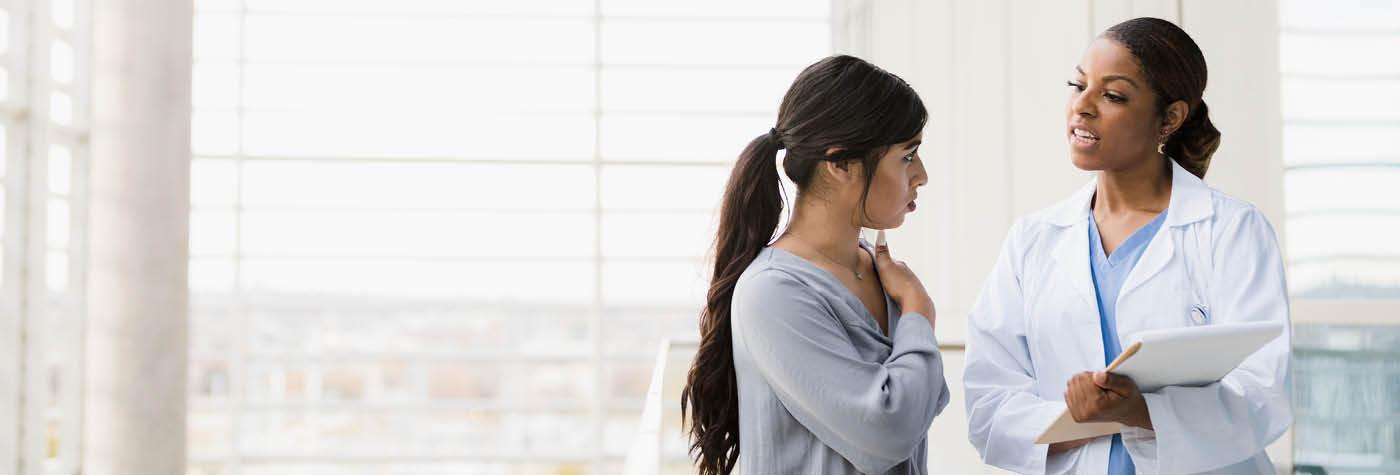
[1069,153,1106,172]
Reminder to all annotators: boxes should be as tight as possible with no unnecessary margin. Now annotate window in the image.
[1,0,94,473]
[1280,0,1400,298]
[187,1,830,473]
[1281,0,1400,472]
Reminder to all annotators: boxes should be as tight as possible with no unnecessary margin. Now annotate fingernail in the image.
[876,230,887,247]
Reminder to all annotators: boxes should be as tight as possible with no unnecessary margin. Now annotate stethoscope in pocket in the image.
[1189,303,1210,326]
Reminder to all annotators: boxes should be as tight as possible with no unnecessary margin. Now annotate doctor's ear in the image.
[1159,99,1189,139]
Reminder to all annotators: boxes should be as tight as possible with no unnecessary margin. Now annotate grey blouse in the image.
[730,243,950,474]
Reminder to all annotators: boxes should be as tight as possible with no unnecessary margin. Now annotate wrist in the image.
[1121,395,1154,429]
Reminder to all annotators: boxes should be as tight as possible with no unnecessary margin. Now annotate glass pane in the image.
[425,362,501,399]
[601,114,769,162]
[51,0,74,30]
[239,210,594,259]
[603,310,698,358]
[1281,0,1400,29]
[604,360,652,402]
[601,20,828,66]
[1281,33,1400,76]
[1283,124,1400,166]
[1282,78,1400,122]
[189,209,238,256]
[601,260,708,306]
[498,362,593,403]
[189,257,236,293]
[516,313,590,357]
[47,199,69,249]
[242,109,595,160]
[189,411,234,453]
[191,109,238,155]
[240,161,595,211]
[1290,257,1400,298]
[602,67,797,113]
[1288,213,1400,261]
[243,16,595,64]
[46,251,67,292]
[245,0,593,16]
[190,158,238,207]
[190,360,233,402]
[601,211,715,258]
[50,91,72,126]
[600,164,729,210]
[602,0,829,18]
[193,13,242,61]
[242,64,595,113]
[48,145,71,195]
[1285,167,1400,213]
[239,259,594,302]
[50,41,74,84]
[192,61,240,108]
[1293,325,1400,472]
[195,0,240,12]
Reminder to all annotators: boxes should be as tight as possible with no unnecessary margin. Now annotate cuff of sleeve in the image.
[1128,392,1176,474]
[892,311,937,352]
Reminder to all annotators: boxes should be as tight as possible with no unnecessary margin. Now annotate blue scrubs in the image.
[1088,209,1167,475]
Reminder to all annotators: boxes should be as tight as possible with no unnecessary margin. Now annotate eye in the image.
[1104,92,1127,103]
[902,150,918,163]
[1067,80,1086,92]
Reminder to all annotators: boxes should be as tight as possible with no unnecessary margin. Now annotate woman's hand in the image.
[1064,371,1154,429]
[873,230,936,327]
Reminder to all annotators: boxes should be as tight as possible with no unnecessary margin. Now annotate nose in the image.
[1070,88,1096,118]
[912,157,929,188]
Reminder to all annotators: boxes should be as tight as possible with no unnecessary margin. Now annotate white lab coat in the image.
[963,160,1293,475]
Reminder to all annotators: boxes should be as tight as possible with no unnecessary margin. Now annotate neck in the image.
[1095,154,1172,215]
[782,194,863,267]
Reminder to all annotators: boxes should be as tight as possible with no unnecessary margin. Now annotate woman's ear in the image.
[1160,99,1190,138]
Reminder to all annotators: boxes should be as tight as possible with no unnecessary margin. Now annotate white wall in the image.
[835,0,1286,471]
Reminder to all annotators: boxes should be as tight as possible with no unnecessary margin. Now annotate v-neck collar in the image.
[769,239,897,338]
[1090,210,1168,268]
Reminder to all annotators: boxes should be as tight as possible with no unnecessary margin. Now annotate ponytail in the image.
[1165,100,1220,179]
[680,132,783,475]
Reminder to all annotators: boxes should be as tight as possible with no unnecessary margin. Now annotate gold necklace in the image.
[789,235,864,280]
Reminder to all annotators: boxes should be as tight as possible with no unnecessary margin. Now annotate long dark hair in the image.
[1104,17,1221,178]
[679,54,927,475]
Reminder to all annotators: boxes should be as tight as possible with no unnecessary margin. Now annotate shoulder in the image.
[1204,186,1278,239]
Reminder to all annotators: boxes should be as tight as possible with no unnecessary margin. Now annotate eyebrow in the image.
[904,140,922,150]
[1075,66,1141,89]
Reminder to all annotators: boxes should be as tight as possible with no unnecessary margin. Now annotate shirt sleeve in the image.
[963,222,1071,474]
[731,268,950,475]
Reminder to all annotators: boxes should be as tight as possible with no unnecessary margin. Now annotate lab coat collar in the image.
[1044,158,1214,228]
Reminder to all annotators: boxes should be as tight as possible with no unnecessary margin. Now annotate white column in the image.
[83,0,192,473]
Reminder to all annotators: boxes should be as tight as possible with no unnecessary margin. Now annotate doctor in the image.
[963,17,1292,475]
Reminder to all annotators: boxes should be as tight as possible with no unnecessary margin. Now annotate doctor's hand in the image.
[1064,371,1154,430]
[873,230,936,327]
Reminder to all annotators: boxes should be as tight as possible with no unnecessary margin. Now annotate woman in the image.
[681,55,950,475]
[963,18,1291,474]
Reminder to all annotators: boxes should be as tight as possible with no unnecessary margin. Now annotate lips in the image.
[1069,126,1100,149]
